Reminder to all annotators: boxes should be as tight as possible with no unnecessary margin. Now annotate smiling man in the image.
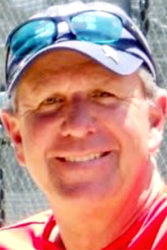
[0,1,167,250]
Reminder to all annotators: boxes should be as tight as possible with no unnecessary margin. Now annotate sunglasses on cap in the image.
[5,6,157,94]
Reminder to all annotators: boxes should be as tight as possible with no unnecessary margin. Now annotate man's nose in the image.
[61,95,96,138]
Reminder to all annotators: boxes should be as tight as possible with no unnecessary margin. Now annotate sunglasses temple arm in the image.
[5,46,10,85]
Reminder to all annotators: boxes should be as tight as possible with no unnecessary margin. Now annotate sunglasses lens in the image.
[10,20,56,60]
[71,11,123,44]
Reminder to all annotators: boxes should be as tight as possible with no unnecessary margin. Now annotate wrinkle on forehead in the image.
[16,50,144,105]
[17,50,97,94]
[17,51,113,95]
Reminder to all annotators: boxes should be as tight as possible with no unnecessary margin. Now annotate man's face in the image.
[4,51,155,206]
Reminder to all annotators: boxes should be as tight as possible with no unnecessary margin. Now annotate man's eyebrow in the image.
[23,72,59,95]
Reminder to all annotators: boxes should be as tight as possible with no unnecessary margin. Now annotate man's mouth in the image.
[57,151,110,163]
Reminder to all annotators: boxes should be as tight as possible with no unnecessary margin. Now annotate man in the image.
[0,1,167,249]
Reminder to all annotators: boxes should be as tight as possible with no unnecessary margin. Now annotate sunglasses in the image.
[5,9,155,86]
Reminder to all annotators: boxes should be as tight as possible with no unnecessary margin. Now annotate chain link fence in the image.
[0,0,167,226]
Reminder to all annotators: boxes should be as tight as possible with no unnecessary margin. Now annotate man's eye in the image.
[90,90,118,105]
[38,96,65,111]
[91,90,115,98]
[42,96,64,105]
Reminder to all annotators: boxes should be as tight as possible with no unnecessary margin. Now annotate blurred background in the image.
[0,0,167,226]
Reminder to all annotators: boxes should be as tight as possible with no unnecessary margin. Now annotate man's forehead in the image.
[18,50,103,85]
[17,50,92,91]
[26,50,93,72]
[16,49,143,99]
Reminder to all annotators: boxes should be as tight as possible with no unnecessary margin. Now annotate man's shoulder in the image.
[152,215,167,248]
[0,209,52,231]
[0,210,52,249]
[129,194,167,249]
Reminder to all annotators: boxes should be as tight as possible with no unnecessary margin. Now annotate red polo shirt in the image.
[0,195,167,250]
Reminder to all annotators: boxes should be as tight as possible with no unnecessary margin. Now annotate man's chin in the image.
[57,181,105,199]
[47,175,122,204]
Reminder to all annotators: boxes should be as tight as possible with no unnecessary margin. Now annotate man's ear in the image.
[148,89,167,153]
[0,110,26,166]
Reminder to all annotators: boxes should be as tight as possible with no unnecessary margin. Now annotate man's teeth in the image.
[64,153,103,162]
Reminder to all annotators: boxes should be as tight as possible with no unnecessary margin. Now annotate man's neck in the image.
[50,170,164,250]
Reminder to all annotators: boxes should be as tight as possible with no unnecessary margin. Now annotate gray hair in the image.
[138,67,160,100]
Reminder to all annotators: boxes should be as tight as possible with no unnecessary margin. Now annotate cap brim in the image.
[8,40,143,95]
